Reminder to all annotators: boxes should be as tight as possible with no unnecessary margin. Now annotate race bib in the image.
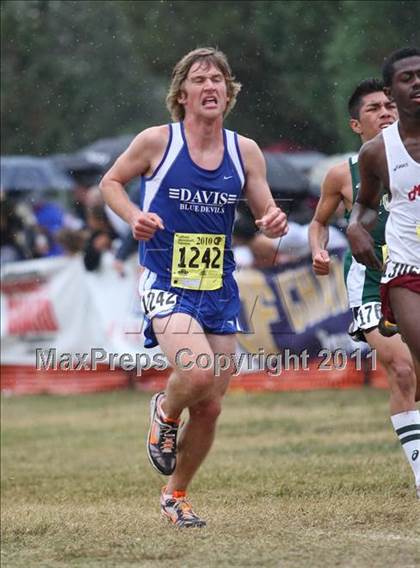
[141,289,177,318]
[171,233,225,290]
[382,259,420,283]
[355,301,382,331]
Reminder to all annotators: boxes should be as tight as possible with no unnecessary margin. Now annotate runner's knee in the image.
[184,367,216,397]
[389,358,416,397]
[189,398,222,423]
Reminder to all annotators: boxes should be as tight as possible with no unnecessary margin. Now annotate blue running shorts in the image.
[138,268,242,349]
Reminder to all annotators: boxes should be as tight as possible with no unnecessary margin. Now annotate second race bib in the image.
[171,233,225,291]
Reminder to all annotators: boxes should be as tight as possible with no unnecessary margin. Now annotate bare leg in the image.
[414,357,420,402]
[154,314,223,418]
[365,328,417,414]
[152,313,236,493]
[389,287,420,361]
[373,288,420,494]
[165,335,235,493]
[167,395,223,492]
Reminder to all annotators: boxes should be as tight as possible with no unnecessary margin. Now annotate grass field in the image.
[1,388,419,568]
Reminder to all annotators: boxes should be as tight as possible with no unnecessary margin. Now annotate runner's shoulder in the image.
[322,161,351,195]
[359,131,385,165]
[236,135,263,170]
[237,134,260,154]
[130,125,170,158]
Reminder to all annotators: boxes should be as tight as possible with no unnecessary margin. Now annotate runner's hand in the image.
[347,224,382,270]
[255,207,288,238]
[130,211,164,241]
[312,250,330,275]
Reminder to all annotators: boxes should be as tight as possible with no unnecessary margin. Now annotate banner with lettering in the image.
[1,249,356,367]
[0,254,150,366]
[236,249,357,357]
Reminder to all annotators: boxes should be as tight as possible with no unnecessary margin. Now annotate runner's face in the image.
[179,61,228,119]
[354,92,397,141]
[388,56,420,118]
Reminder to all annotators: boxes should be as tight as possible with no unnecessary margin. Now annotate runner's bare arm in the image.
[309,162,348,275]
[347,137,383,270]
[100,126,167,240]
[239,137,288,238]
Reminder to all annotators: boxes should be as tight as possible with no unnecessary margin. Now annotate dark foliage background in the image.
[2,0,419,155]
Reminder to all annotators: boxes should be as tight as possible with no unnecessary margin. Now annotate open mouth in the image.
[379,121,393,129]
[202,96,218,107]
[410,92,420,101]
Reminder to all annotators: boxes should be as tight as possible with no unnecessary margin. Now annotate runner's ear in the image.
[349,118,362,135]
[178,89,187,104]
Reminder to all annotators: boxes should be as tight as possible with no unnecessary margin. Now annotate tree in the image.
[2,0,165,154]
[2,0,418,156]
[121,1,343,150]
[325,0,420,150]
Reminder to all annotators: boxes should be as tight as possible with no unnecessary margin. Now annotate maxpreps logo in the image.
[169,187,237,214]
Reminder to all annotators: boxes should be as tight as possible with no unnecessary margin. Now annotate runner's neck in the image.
[183,116,224,152]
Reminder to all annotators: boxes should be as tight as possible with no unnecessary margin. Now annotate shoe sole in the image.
[161,510,206,528]
[146,392,174,476]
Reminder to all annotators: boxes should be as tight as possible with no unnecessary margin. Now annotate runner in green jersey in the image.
[343,153,389,338]
[309,79,419,498]
[309,79,397,338]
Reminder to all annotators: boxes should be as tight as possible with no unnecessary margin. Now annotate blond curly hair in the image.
[166,47,242,122]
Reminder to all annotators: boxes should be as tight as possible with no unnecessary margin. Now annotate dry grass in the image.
[1,388,419,567]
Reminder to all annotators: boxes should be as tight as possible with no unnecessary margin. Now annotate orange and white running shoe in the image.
[160,487,206,528]
[147,392,179,476]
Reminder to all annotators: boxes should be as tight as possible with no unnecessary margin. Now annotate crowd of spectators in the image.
[0,186,125,270]
[1,182,348,272]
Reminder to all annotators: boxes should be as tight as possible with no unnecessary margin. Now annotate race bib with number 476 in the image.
[171,233,225,291]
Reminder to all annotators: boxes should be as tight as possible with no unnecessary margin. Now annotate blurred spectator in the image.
[83,186,119,271]
[33,199,65,256]
[83,185,136,275]
[112,231,138,276]
[56,228,87,256]
[0,192,51,263]
[234,220,347,269]
[233,195,347,269]
[31,191,83,257]
[73,183,91,222]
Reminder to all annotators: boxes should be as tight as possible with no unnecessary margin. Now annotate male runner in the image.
[347,47,420,497]
[309,77,420,497]
[100,47,288,526]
